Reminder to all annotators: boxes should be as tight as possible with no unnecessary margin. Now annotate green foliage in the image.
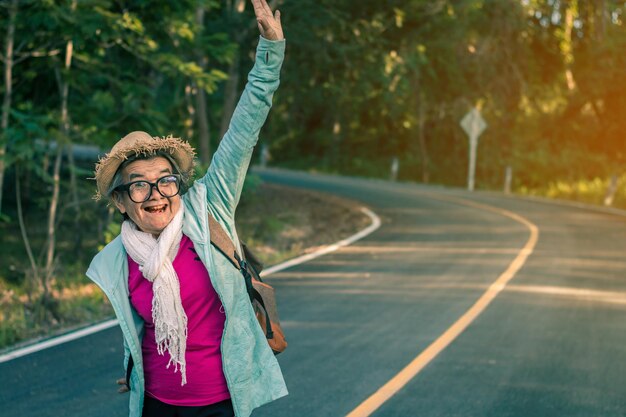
[519,174,626,209]
[55,285,112,324]
[262,0,626,189]
[0,282,113,350]
[0,302,27,348]
[242,173,263,195]
[100,221,121,250]
[7,0,620,190]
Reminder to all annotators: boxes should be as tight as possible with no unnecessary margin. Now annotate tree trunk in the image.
[15,163,41,298]
[562,0,578,91]
[330,118,341,169]
[596,0,606,41]
[0,0,17,216]
[413,73,430,184]
[195,4,211,164]
[67,142,83,255]
[219,54,241,141]
[58,19,82,255]
[195,83,210,163]
[417,95,430,184]
[45,10,75,293]
[218,0,278,142]
[44,147,62,298]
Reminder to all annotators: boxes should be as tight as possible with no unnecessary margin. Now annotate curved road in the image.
[3,168,626,417]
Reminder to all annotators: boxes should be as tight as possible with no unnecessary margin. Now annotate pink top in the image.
[128,235,230,406]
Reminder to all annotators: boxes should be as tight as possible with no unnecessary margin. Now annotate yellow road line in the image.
[345,194,539,417]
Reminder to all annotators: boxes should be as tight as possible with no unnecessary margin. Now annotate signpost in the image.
[460,107,487,191]
[390,157,399,181]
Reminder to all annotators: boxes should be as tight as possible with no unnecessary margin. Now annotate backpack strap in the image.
[207,214,254,298]
[207,214,240,269]
[207,213,274,340]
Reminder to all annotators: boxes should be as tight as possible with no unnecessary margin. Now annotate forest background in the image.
[0,0,625,349]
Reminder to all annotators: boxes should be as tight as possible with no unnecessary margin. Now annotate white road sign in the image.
[460,108,487,139]
[460,108,487,191]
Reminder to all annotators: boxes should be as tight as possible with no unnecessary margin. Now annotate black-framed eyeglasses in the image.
[115,174,181,203]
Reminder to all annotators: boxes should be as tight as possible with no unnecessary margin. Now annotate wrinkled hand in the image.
[251,0,283,40]
[116,377,130,394]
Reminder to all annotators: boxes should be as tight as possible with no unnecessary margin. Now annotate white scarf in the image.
[121,205,188,386]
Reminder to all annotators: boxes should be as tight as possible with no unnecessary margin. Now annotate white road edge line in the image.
[345,193,540,417]
[0,207,381,364]
[0,319,119,364]
[262,207,381,277]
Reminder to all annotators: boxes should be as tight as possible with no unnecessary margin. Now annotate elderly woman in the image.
[86,2,287,416]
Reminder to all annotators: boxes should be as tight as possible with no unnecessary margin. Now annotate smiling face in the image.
[113,157,181,238]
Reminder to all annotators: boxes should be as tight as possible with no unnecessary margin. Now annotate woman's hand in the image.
[116,377,130,394]
[252,0,283,41]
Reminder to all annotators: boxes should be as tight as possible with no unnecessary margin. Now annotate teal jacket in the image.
[86,37,288,417]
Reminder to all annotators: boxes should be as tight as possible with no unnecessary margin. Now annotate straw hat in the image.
[94,131,195,200]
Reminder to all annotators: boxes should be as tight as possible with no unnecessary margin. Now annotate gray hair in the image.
[108,151,191,204]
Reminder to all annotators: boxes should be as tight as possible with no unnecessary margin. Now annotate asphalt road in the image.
[3,168,626,417]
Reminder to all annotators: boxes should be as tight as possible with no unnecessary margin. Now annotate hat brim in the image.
[94,135,195,200]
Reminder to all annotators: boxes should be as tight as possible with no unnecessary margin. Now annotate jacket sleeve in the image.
[196,36,285,222]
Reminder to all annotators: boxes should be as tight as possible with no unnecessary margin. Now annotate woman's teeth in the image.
[145,205,166,213]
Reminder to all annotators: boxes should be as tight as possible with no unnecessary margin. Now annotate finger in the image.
[116,378,130,393]
[274,9,281,26]
[251,0,268,19]
[254,0,272,16]
[262,0,273,16]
